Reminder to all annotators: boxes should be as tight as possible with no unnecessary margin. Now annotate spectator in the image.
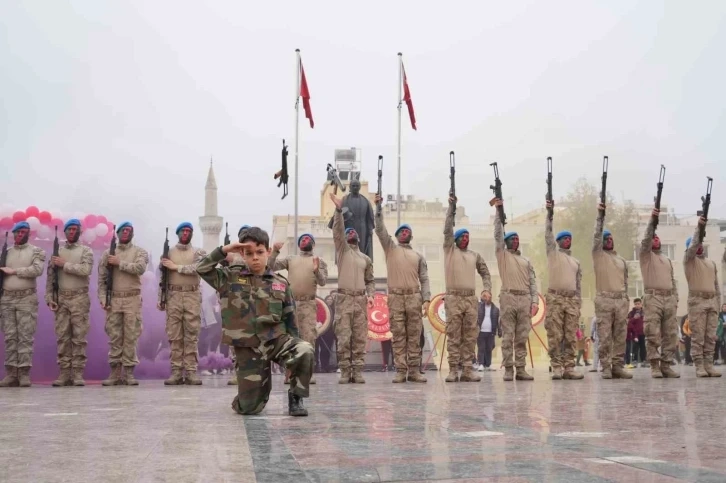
[575,325,589,366]
[589,316,600,372]
[476,290,500,372]
[681,315,692,365]
[626,299,645,368]
[715,304,726,365]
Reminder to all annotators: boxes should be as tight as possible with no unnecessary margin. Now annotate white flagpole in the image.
[396,52,403,227]
[294,49,301,247]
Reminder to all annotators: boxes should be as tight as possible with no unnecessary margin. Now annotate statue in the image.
[328,179,375,261]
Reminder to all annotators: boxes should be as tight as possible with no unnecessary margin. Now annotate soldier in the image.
[46,219,94,387]
[639,208,680,378]
[442,196,491,383]
[158,222,207,385]
[197,226,312,416]
[684,217,721,377]
[98,221,150,386]
[329,194,375,384]
[374,193,431,383]
[271,233,328,385]
[0,221,45,387]
[592,202,632,380]
[493,199,538,382]
[543,200,583,380]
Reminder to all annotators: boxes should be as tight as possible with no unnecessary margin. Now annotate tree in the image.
[529,177,639,300]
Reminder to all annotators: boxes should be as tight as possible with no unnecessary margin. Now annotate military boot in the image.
[407,368,427,383]
[392,370,407,383]
[601,366,613,379]
[288,392,308,417]
[52,368,72,387]
[648,360,662,378]
[0,366,19,387]
[338,368,351,384]
[563,368,584,380]
[445,369,459,382]
[515,367,534,381]
[351,369,366,384]
[71,367,86,386]
[704,361,722,377]
[102,364,123,386]
[124,366,139,386]
[310,375,317,385]
[185,371,203,385]
[503,367,514,381]
[694,358,709,377]
[551,367,563,380]
[660,362,680,378]
[612,365,633,379]
[18,367,31,387]
[164,369,184,386]
[459,366,481,382]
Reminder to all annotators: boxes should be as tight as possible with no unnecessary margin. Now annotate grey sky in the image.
[1,1,725,250]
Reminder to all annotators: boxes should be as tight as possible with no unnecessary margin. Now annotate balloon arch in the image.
[0,205,233,382]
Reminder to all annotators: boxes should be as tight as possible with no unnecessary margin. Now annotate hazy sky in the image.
[1,1,725,249]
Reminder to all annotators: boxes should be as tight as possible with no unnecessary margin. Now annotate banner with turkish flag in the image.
[402,62,416,130]
[299,58,314,129]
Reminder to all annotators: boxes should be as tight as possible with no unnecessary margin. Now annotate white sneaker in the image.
[200,370,213,376]
[477,364,484,372]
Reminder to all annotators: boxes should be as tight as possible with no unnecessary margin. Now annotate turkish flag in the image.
[402,63,416,130]
[300,60,314,128]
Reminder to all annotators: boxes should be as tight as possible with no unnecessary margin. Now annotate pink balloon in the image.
[38,211,52,224]
[0,217,12,229]
[12,211,26,223]
[25,206,39,218]
[84,214,98,229]
[97,215,107,224]
[50,218,64,229]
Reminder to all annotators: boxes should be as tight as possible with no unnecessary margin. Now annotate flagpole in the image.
[396,52,403,227]
[294,49,301,247]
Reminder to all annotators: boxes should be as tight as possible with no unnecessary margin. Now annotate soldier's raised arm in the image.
[545,214,556,255]
[640,210,658,255]
[374,200,394,254]
[330,195,348,261]
[684,225,701,263]
[271,254,291,272]
[443,198,455,249]
[593,204,605,253]
[196,247,231,292]
[494,211,505,254]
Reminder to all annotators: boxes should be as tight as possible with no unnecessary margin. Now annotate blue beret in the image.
[454,228,469,239]
[504,231,518,241]
[685,237,692,249]
[395,224,412,236]
[237,225,251,237]
[298,233,315,245]
[345,228,357,235]
[116,221,133,233]
[556,230,572,241]
[64,219,82,231]
[11,221,29,232]
[176,222,193,234]
[603,229,612,238]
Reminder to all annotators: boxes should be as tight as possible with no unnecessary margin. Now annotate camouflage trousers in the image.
[499,292,532,368]
[388,292,423,371]
[687,294,719,362]
[165,289,202,372]
[105,294,143,367]
[544,293,580,369]
[231,334,313,415]
[643,293,678,364]
[334,293,368,370]
[594,293,628,370]
[296,299,318,350]
[54,292,91,370]
[444,293,478,369]
[0,291,38,368]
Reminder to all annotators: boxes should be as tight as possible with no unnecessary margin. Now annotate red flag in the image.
[300,60,314,129]
[402,63,417,130]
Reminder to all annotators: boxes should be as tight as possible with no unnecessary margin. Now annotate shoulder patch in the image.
[272,282,287,291]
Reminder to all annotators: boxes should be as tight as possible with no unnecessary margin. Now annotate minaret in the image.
[199,159,223,253]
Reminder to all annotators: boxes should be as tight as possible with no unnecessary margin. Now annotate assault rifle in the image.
[600,156,609,209]
[105,225,116,307]
[698,176,713,242]
[546,157,553,220]
[653,165,666,230]
[52,226,60,305]
[274,139,289,199]
[489,162,506,227]
[376,155,383,217]
[0,232,8,302]
[326,163,346,194]
[159,228,170,310]
[449,151,456,227]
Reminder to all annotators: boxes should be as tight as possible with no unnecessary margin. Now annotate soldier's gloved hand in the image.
[48,301,58,312]
[272,242,284,253]
[0,267,16,275]
[156,303,164,311]
[100,302,111,312]
[161,259,178,271]
[530,303,539,317]
[375,194,383,205]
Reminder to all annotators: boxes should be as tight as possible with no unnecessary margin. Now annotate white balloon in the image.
[37,225,52,240]
[26,216,40,230]
[95,223,109,237]
[83,230,97,243]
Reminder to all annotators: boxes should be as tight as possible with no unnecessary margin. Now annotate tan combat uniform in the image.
[375,214,431,382]
[98,242,149,385]
[639,217,679,377]
[160,244,207,383]
[45,241,94,386]
[332,208,375,383]
[544,219,582,376]
[444,204,491,382]
[0,243,45,387]
[684,227,722,377]
[592,215,630,378]
[494,217,537,380]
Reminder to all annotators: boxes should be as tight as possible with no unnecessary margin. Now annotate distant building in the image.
[198,161,223,253]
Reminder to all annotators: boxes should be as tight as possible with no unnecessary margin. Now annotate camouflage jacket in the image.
[197,247,298,347]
